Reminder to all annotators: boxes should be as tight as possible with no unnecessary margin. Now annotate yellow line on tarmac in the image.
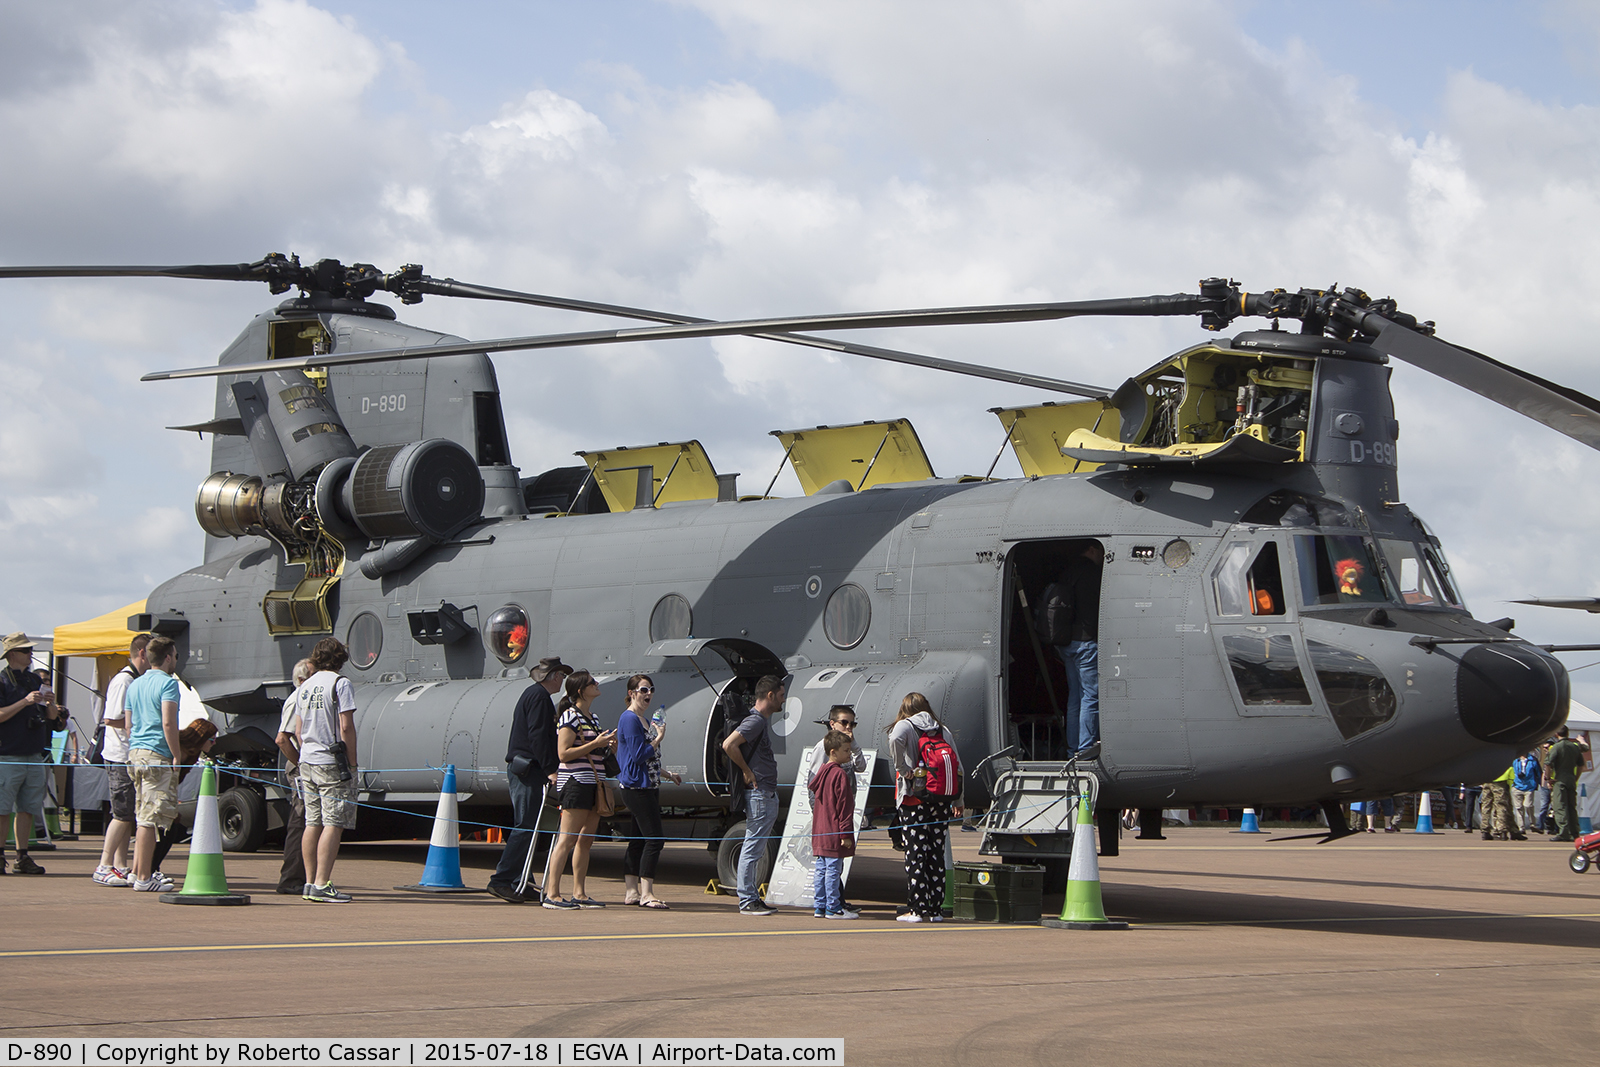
[0,923,1031,960]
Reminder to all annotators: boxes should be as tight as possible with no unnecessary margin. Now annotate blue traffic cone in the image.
[1414,791,1435,834]
[1582,784,1593,836]
[1237,808,1262,833]
[395,765,484,894]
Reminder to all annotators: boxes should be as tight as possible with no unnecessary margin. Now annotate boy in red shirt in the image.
[809,730,859,919]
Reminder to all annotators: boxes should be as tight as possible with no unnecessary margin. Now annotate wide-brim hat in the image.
[1,632,35,656]
[530,656,571,682]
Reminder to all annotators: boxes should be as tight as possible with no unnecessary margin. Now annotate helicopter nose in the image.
[1456,644,1568,747]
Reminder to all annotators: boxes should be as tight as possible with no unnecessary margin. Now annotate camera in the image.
[327,740,352,783]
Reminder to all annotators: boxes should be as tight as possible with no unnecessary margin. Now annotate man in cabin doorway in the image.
[1051,542,1104,761]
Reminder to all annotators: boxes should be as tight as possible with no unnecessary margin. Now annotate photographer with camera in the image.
[294,637,359,903]
[0,632,61,875]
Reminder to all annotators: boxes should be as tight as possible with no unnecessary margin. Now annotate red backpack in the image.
[910,726,961,800]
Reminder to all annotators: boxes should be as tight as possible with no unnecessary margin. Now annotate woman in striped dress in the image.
[541,670,618,909]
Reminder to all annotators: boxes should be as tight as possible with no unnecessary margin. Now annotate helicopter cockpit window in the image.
[486,605,531,665]
[347,612,382,670]
[1222,633,1312,705]
[1214,541,1286,617]
[1294,535,1389,606]
[1307,639,1397,738]
[1376,539,1462,608]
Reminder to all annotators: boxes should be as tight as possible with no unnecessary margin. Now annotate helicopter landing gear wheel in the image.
[1570,849,1591,875]
[716,822,776,893]
[217,786,266,853]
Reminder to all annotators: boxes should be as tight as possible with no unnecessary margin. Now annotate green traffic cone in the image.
[164,760,249,906]
[1041,785,1128,931]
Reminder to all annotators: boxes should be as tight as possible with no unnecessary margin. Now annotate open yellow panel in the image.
[769,419,935,494]
[990,401,1121,476]
[580,440,720,512]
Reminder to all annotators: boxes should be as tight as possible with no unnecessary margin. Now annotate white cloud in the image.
[6,0,1600,704]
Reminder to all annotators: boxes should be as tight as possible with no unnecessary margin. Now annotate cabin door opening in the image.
[1003,538,1103,760]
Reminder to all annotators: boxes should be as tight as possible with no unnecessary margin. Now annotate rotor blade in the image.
[0,263,270,281]
[142,292,1209,382]
[1366,318,1600,450]
[1512,597,1600,613]
[417,277,1112,398]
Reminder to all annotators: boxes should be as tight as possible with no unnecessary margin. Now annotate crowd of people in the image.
[19,628,1595,916]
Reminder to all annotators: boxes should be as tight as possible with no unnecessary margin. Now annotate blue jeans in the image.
[1535,785,1553,831]
[1055,641,1100,753]
[813,855,843,914]
[489,769,545,891]
[739,788,778,907]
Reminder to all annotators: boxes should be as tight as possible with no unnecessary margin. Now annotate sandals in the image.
[639,899,670,910]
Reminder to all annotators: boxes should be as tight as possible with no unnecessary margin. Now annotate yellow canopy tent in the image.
[53,598,147,694]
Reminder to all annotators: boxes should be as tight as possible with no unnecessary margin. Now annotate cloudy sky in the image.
[6,0,1600,699]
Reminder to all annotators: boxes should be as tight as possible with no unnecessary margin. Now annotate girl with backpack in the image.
[887,693,962,923]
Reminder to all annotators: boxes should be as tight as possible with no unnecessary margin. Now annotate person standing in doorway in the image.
[722,674,785,915]
[1047,542,1104,760]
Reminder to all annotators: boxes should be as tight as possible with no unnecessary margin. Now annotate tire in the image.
[1570,850,1591,875]
[716,821,776,891]
[218,786,267,853]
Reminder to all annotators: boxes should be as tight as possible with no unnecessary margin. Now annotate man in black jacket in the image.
[488,657,571,902]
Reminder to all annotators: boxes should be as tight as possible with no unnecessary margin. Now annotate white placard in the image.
[765,747,877,908]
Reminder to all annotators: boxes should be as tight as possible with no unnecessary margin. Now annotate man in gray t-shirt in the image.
[722,674,786,914]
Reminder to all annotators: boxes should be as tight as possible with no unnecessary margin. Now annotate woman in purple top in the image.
[617,674,682,909]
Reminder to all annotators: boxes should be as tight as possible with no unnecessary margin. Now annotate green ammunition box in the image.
[949,863,1045,922]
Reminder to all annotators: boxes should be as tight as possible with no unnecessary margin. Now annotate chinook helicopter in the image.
[9,256,1588,887]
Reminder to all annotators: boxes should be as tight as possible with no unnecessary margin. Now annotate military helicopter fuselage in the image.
[133,292,1565,846]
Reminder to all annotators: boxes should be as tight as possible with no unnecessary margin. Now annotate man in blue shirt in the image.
[0,632,62,875]
[125,636,182,892]
[1511,750,1541,836]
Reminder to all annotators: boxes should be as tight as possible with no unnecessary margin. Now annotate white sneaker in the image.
[896,913,925,923]
[150,870,175,891]
[93,865,131,887]
[132,876,165,892]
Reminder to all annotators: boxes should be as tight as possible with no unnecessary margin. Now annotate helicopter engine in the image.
[194,363,485,632]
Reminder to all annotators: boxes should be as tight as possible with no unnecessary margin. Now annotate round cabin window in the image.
[487,605,531,665]
[823,583,871,650]
[346,612,383,670]
[650,594,693,641]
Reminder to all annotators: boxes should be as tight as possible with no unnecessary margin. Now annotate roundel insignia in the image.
[805,575,822,598]
[978,871,991,886]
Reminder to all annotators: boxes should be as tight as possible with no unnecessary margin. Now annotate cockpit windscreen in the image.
[1294,535,1389,606]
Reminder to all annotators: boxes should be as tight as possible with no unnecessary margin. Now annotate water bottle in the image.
[651,705,666,741]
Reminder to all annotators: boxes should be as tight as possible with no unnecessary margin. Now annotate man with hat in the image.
[0,632,63,874]
[488,656,572,903]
